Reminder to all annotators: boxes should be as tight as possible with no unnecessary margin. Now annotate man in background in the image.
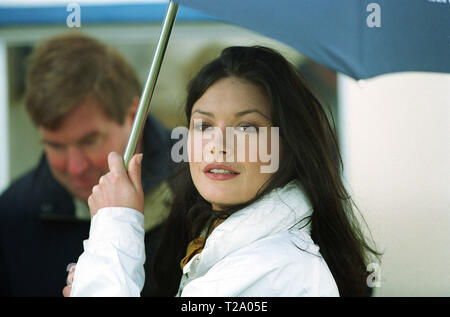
[0,33,174,296]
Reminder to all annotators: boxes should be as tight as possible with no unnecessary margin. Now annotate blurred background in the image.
[0,0,448,296]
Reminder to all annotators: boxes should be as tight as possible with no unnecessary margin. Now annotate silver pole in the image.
[123,1,179,168]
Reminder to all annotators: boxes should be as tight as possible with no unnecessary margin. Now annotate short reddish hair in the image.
[25,32,141,129]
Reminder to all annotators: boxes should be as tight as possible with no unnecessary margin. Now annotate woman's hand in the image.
[88,152,144,217]
[62,264,76,297]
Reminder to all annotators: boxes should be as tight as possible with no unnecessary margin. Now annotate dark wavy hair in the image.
[151,46,381,297]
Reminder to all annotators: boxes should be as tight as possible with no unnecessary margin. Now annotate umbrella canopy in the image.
[174,0,450,80]
[124,0,450,165]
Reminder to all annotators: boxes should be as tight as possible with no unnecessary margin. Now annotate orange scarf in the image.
[179,219,225,270]
[180,237,206,270]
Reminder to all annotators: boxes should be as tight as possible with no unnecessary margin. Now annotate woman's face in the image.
[188,77,278,211]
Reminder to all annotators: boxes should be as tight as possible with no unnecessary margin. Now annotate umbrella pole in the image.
[123,1,179,168]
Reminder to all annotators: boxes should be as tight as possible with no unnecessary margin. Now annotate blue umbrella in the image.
[176,0,450,79]
[123,0,450,165]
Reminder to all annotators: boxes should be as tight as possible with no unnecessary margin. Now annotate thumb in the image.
[108,152,127,176]
[128,153,143,192]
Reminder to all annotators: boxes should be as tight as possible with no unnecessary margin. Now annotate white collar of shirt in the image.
[183,179,313,277]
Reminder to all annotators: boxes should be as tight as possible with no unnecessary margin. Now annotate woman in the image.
[67,46,380,297]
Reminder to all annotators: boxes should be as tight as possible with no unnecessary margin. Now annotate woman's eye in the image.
[193,123,211,131]
[236,124,258,133]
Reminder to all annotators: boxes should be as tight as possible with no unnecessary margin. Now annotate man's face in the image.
[39,98,136,201]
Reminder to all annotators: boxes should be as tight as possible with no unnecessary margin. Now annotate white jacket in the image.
[70,180,339,297]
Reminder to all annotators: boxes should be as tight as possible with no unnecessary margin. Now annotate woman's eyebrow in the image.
[235,109,270,120]
[191,109,214,118]
[192,109,270,120]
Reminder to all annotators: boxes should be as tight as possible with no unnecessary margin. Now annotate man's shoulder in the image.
[0,166,39,210]
[0,155,72,217]
[144,115,171,146]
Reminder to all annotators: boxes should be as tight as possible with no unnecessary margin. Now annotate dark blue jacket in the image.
[0,116,174,296]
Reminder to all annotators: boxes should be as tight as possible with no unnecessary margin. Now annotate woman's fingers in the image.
[67,269,75,285]
[88,152,145,216]
[62,285,71,297]
[63,263,76,297]
[107,152,143,191]
[128,153,143,193]
[108,152,127,176]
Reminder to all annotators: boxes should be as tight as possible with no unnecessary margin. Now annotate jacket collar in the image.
[189,180,313,276]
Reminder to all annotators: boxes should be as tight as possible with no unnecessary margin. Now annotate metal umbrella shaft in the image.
[123,1,179,168]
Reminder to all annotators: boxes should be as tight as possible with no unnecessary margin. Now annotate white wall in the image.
[338,72,450,296]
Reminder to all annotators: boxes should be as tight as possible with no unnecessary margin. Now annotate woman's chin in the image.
[201,192,243,211]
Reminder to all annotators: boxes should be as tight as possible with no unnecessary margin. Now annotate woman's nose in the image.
[208,127,233,158]
[210,144,227,156]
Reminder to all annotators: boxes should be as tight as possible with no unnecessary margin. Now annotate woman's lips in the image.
[204,172,239,181]
[203,163,240,181]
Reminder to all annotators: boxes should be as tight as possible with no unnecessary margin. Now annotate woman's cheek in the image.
[187,131,204,163]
